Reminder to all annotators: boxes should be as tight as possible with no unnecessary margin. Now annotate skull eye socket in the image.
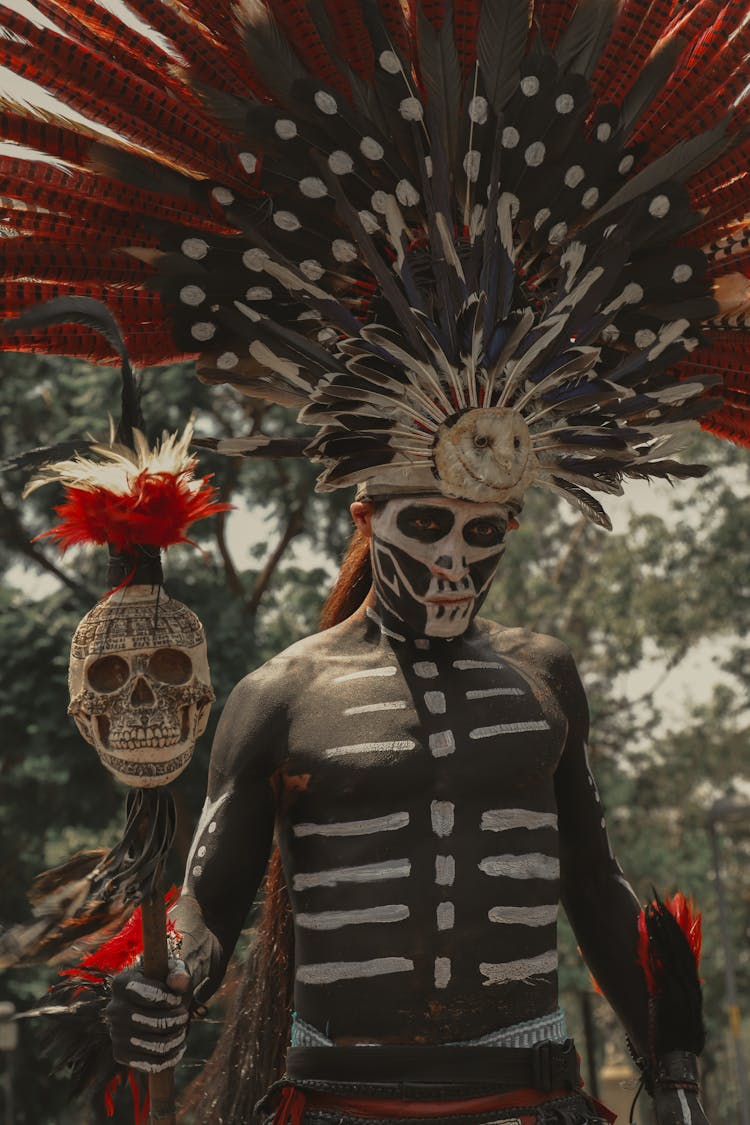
[87,654,130,693]
[148,648,193,685]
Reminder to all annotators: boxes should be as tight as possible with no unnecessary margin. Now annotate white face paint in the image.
[369,497,514,637]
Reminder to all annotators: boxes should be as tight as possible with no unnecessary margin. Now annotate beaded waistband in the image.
[290,1010,568,1050]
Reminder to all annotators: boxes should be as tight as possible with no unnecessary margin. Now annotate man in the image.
[108,493,708,1125]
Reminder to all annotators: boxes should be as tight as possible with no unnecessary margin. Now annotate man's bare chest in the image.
[280,622,568,816]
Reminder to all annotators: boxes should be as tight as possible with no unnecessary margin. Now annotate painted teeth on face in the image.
[370,498,511,637]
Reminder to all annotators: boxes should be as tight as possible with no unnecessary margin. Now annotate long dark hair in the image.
[181,527,372,1123]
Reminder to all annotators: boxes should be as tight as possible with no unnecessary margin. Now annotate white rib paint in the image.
[430,800,455,837]
[481,809,558,832]
[413,662,438,678]
[333,666,398,683]
[677,1089,694,1124]
[424,691,446,714]
[435,854,455,886]
[488,904,559,927]
[323,739,415,757]
[453,660,503,670]
[479,950,558,985]
[293,858,411,890]
[297,957,414,984]
[296,904,410,930]
[436,902,455,930]
[466,687,524,700]
[343,700,407,715]
[478,854,560,880]
[429,730,455,757]
[434,956,451,988]
[366,606,406,642]
[294,812,409,838]
[470,720,550,740]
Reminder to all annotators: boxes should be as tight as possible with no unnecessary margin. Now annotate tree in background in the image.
[0,353,748,1121]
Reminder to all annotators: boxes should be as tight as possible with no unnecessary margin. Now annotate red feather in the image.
[41,471,230,553]
[63,887,181,982]
[638,892,702,996]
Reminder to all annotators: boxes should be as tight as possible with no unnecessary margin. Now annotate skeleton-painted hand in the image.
[106,958,191,1073]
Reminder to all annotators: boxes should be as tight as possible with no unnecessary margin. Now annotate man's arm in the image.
[107,663,283,1071]
[551,647,709,1124]
[550,647,650,1053]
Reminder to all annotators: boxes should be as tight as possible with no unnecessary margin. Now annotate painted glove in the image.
[105,957,191,1074]
[651,1052,709,1125]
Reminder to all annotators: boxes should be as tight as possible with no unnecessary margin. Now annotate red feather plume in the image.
[30,423,231,554]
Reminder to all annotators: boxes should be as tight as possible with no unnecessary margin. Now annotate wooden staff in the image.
[141,887,177,1125]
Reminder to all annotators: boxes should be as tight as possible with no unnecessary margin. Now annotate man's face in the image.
[368,497,513,637]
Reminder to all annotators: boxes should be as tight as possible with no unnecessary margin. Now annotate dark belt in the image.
[284,1041,581,1096]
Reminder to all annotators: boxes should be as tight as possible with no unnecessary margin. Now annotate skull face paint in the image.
[68,585,214,787]
[369,498,513,637]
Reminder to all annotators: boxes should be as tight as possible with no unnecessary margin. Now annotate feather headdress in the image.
[2,1,750,526]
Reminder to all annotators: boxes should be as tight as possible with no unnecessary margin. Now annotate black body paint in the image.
[175,604,650,1052]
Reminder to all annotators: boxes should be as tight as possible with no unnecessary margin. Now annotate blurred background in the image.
[0,349,748,1123]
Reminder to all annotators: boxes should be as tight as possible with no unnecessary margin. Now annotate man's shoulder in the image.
[476,619,578,680]
[230,618,360,703]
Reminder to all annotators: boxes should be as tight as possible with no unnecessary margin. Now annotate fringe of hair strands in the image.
[180,528,373,1123]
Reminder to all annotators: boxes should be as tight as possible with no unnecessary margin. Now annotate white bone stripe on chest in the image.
[323,739,416,757]
[466,687,524,699]
[293,858,411,890]
[470,720,550,739]
[481,809,558,832]
[293,812,410,837]
[479,951,558,986]
[453,660,504,670]
[333,666,398,682]
[488,905,559,927]
[429,730,455,757]
[343,700,408,715]
[296,904,410,930]
[435,855,455,885]
[297,957,415,984]
[424,691,447,714]
[430,800,455,837]
[479,854,560,879]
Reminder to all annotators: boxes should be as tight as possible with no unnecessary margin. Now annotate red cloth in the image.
[274,1085,618,1123]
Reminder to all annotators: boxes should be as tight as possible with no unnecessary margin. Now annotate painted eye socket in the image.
[463,519,506,547]
[513,436,521,450]
[473,434,489,449]
[396,505,454,543]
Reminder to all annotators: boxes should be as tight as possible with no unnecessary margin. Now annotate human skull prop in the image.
[68,585,214,787]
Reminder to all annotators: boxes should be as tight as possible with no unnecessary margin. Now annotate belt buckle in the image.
[531,1041,553,1093]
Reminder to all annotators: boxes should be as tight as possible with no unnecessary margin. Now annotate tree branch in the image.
[212,460,245,602]
[245,503,306,616]
[0,492,93,599]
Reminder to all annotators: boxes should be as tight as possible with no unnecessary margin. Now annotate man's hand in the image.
[652,1086,710,1124]
[106,958,192,1074]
